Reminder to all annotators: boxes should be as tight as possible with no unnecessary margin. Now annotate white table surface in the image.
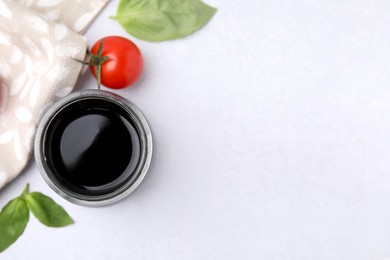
[2,0,390,259]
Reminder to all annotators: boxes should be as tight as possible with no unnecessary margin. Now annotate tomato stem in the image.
[88,39,110,90]
[73,40,110,90]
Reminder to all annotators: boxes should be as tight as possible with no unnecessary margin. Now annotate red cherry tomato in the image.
[89,36,143,89]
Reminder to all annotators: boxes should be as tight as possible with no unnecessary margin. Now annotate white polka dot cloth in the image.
[0,0,110,189]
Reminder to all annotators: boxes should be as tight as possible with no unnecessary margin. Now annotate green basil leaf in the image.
[25,192,73,228]
[0,198,29,253]
[112,0,217,42]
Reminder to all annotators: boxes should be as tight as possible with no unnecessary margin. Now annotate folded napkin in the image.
[0,0,110,189]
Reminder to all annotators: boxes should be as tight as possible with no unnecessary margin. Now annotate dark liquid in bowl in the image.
[44,99,140,196]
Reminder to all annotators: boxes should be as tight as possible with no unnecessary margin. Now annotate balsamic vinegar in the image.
[44,99,140,196]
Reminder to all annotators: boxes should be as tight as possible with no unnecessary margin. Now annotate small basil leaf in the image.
[25,192,73,228]
[0,198,29,253]
[113,0,217,42]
